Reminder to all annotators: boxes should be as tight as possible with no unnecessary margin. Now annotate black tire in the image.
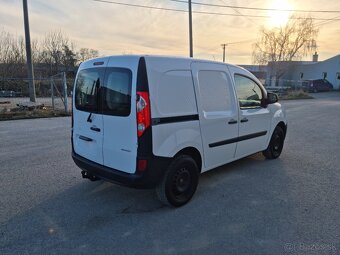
[262,126,285,159]
[156,155,199,207]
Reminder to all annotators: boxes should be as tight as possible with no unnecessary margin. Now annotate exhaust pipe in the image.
[81,170,100,181]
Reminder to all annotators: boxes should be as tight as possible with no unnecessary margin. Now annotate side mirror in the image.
[266,92,278,105]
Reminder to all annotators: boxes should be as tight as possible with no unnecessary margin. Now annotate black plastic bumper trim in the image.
[72,151,170,189]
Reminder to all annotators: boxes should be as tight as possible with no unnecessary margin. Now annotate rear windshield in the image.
[75,68,132,116]
[101,68,132,116]
[75,68,104,112]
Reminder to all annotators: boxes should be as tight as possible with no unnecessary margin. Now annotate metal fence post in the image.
[50,78,55,110]
[63,72,68,113]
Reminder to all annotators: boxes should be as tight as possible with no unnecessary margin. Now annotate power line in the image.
[170,0,340,14]
[226,39,254,45]
[219,0,259,27]
[93,0,340,21]
[93,0,187,13]
[315,15,340,26]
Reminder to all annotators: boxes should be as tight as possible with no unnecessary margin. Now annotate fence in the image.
[0,72,73,113]
[263,78,311,96]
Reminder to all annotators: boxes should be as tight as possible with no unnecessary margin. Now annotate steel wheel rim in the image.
[172,167,192,198]
[272,134,282,157]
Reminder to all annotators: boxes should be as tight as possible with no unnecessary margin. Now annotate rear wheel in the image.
[156,155,199,207]
[263,126,284,159]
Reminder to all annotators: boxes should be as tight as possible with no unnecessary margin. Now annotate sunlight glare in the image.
[267,0,293,27]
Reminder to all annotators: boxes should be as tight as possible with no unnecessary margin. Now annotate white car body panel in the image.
[73,55,287,178]
[102,56,139,173]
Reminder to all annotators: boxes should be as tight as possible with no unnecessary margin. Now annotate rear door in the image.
[73,66,105,164]
[101,56,139,173]
[191,62,239,170]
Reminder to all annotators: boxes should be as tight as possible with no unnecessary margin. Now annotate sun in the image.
[267,0,293,27]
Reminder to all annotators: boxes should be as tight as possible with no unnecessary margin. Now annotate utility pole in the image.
[188,0,193,57]
[23,0,36,102]
[221,43,228,63]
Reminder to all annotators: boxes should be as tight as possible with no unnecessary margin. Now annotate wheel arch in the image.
[174,147,202,173]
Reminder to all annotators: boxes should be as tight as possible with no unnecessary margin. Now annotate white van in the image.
[72,55,287,207]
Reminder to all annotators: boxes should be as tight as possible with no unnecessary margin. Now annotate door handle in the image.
[90,126,101,132]
[79,135,93,142]
[228,119,238,124]
[240,118,248,123]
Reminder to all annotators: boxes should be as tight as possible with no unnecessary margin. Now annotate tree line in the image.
[0,30,99,79]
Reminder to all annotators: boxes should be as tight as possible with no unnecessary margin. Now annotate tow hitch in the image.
[81,170,100,181]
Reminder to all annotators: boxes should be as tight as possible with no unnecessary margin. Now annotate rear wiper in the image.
[87,78,101,123]
[87,112,93,123]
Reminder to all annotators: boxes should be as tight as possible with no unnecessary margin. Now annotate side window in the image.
[234,74,263,109]
[101,68,132,116]
[75,68,104,112]
[198,70,233,112]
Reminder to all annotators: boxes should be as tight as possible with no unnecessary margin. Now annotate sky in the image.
[0,0,339,64]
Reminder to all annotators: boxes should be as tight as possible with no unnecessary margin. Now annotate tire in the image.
[156,155,199,207]
[262,126,285,159]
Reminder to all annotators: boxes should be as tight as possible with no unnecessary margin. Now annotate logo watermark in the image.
[284,242,336,253]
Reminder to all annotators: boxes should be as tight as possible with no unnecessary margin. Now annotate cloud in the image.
[0,0,339,64]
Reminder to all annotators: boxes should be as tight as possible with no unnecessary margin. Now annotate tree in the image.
[0,31,26,78]
[62,44,77,73]
[41,31,79,75]
[78,48,99,63]
[253,17,318,86]
[0,29,100,79]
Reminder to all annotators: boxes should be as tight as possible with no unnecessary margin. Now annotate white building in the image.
[265,54,340,90]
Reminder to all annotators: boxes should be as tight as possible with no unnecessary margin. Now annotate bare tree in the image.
[78,48,99,63]
[41,30,77,75]
[0,29,100,81]
[0,31,26,78]
[253,17,318,86]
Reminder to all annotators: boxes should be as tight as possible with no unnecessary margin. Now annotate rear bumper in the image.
[72,151,170,189]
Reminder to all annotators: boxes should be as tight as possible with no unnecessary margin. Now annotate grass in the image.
[0,106,70,121]
[279,90,313,100]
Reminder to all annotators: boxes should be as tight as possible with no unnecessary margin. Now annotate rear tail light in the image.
[136,91,151,137]
[137,159,148,172]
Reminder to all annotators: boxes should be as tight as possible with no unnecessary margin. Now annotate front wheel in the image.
[263,126,285,159]
[156,155,199,207]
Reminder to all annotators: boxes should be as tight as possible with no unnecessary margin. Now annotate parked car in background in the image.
[0,90,21,97]
[302,79,333,92]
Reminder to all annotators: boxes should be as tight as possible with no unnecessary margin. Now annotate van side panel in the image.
[191,62,239,171]
[144,57,203,160]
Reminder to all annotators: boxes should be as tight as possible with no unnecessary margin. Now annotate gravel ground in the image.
[0,92,339,255]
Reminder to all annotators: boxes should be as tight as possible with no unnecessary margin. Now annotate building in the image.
[239,65,267,84]
[265,54,340,90]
